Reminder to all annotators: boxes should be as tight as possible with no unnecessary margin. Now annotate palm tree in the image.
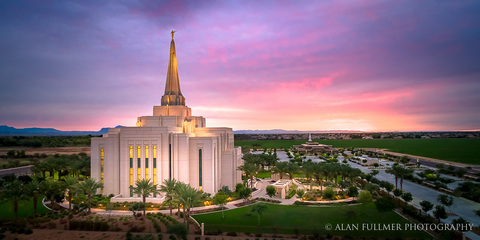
[237,162,257,188]
[387,165,413,190]
[175,184,203,229]
[285,162,299,179]
[77,178,103,213]
[63,175,78,211]
[313,163,325,191]
[131,178,159,216]
[40,178,64,214]
[386,167,400,189]
[25,179,41,217]
[302,162,316,190]
[272,162,289,180]
[159,178,178,216]
[1,180,28,222]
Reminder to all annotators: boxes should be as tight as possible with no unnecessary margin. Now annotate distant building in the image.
[91,33,242,200]
[293,133,337,154]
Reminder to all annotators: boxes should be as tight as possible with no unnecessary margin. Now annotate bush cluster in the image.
[69,220,109,231]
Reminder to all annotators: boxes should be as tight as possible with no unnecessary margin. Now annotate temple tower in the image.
[161,30,185,106]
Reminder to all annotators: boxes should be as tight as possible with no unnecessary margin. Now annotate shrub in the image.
[357,190,372,203]
[322,187,335,200]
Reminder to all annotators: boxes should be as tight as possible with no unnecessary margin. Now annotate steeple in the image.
[161,30,185,106]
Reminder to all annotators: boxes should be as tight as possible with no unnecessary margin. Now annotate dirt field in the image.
[0,147,91,156]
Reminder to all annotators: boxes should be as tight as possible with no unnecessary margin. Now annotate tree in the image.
[296,189,305,200]
[213,191,228,218]
[1,180,28,222]
[433,205,448,221]
[266,185,276,198]
[357,190,372,204]
[272,162,289,180]
[437,194,454,213]
[129,202,145,220]
[251,203,268,226]
[106,203,114,220]
[382,181,395,197]
[364,183,380,197]
[63,175,78,211]
[420,200,434,214]
[131,178,159,216]
[285,162,300,179]
[159,178,178,216]
[77,178,103,213]
[175,183,204,228]
[322,187,335,200]
[386,165,413,190]
[239,187,252,203]
[347,185,358,199]
[24,179,41,218]
[302,162,316,190]
[451,217,470,233]
[40,178,64,214]
[474,209,480,218]
[237,162,257,188]
[401,192,413,206]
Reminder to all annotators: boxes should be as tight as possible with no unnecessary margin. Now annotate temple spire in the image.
[161,30,185,106]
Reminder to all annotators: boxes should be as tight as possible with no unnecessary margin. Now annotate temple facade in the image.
[91,32,242,200]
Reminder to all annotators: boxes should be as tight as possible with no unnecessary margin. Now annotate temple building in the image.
[293,133,337,154]
[91,32,243,200]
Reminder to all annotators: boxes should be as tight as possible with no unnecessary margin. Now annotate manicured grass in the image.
[192,202,432,238]
[0,197,50,219]
[256,170,271,179]
[235,138,480,164]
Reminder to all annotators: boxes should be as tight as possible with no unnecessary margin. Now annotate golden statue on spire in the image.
[171,30,176,40]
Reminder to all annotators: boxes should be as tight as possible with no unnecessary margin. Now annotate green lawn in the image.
[235,138,480,164]
[192,203,433,239]
[0,197,50,219]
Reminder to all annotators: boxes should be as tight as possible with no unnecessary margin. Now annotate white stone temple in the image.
[91,32,243,199]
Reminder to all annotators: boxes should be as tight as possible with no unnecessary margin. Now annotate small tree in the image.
[266,185,276,199]
[251,203,268,226]
[77,178,103,213]
[437,194,454,213]
[383,182,395,197]
[129,202,145,220]
[239,187,252,203]
[451,217,470,233]
[1,180,28,222]
[347,186,358,199]
[474,209,480,218]
[131,178,159,216]
[401,192,413,206]
[433,205,448,221]
[296,189,305,200]
[213,191,228,218]
[106,203,114,220]
[420,200,434,214]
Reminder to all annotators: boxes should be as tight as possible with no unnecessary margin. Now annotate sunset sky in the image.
[1,1,479,132]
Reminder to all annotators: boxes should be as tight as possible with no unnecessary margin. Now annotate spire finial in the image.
[171,30,176,40]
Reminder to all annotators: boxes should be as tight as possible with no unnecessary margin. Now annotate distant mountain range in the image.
[0,125,365,136]
[0,125,123,136]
